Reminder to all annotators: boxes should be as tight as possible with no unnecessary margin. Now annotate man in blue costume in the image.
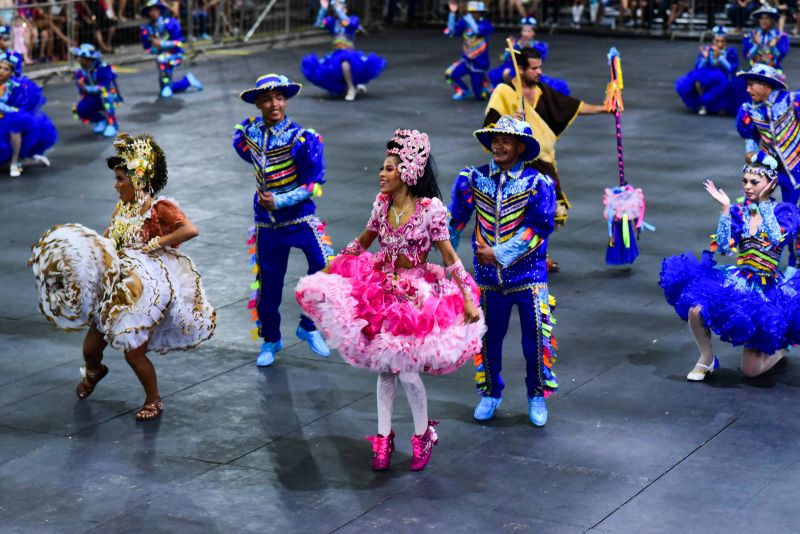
[140,0,203,98]
[233,74,333,367]
[71,44,121,138]
[449,115,558,426]
[742,5,789,69]
[444,0,493,101]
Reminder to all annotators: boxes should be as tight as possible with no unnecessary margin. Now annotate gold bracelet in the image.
[147,237,161,250]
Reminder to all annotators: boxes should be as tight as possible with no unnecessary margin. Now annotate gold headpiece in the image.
[113,134,155,190]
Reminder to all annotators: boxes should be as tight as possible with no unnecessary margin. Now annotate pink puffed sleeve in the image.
[428,197,451,242]
[366,193,388,232]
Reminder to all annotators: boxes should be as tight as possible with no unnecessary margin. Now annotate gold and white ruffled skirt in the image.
[30,223,216,353]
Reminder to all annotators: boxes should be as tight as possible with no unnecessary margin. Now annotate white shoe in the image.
[687,356,719,381]
[32,154,50,167]
[9,163,21,177]
[345,87,357,101]
[698,106,707,116]
[356,84,367,94]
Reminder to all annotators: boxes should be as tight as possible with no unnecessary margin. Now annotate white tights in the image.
[376,372,428,436]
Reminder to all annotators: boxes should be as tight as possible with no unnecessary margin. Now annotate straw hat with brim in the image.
[752,5,780,19]
[71,44,101,60]
[140,0,170,16]
[467,1,488,12]
[240,73,302,103]
[473,115,541,163]
[737,64,787,90]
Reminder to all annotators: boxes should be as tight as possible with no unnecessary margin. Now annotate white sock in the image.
[399,372,429,435]
[376,372,397,436]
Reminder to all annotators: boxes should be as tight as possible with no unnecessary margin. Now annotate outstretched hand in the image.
[703,179,730,210]
[319,0,330,9]
[448,0,459,13]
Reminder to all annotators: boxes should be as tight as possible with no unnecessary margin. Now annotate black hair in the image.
[386,139,441,200]
[517,47,542,69]
[106,133,168,195]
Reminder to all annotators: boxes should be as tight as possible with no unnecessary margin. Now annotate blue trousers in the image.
[75,94,117,125]
[256,218,327,342]
[445,59,489,100]
[158,62,190,92]
[477,286,554,398]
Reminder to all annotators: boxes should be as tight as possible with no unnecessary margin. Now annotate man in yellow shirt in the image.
[484,48,611,234]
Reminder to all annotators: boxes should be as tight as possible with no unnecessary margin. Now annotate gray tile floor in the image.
[2,29,798,533]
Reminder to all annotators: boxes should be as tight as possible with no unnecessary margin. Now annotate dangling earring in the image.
[135,188,146,205]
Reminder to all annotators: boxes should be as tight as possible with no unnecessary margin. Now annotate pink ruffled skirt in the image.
[296,252,486,375]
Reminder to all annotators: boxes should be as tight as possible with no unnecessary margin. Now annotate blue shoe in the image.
[93,120,107,134]
[452,90,471,101]
[256,339,283,367]
[160,85,173,98]
[186,72,204,91]
[473,396,502,421]
[103,123,118,137]
[296,326,330,357]
[528,396,548,427]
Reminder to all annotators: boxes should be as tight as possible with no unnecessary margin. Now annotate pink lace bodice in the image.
[366,193,450,267]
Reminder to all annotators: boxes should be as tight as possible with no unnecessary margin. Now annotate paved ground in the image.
[2,28,800,533]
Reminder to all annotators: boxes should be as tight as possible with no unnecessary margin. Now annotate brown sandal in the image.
[135,398,164,421]
[76,364,109,399]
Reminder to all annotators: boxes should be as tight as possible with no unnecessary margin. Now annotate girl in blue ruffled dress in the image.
[674,26,742,116]
[488,17,570,96]
[301,0,387,101]
[0,52,57,177]
[660,164,798,380]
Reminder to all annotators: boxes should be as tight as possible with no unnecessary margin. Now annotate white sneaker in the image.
[32,154,50,167]
[345,87,357,101]
[698,106,707,116]
[356,84,367,94]
[9,163,21,177]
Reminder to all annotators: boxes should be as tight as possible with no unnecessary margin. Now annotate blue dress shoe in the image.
[473,396,502,421]
[296,326,330,357]
[257,340,283,367]
[528,396,548,427]
[186,72,204,91]
[160,85,173,98]
[452,90,472,101]
[93,120,107,134]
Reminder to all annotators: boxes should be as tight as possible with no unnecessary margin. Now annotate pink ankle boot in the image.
[409,420,439,471]
[366,430,395,471]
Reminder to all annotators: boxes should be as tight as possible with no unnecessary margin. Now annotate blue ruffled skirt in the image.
[659,251,796,354]
[0,110,57,162]
[674,68,744,115]
[301,49,387,95]
[488,60,571,96]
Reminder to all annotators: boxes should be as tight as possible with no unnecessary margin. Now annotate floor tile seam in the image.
[487,498,589,531]
[0,358,76,390]
[327,477,427,534]
[81,461,226,533]
[0,420,72,439]
[226,390,375,467]
[589,414,741,530]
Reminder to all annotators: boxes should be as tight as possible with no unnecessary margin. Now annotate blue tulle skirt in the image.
[674,68,744,115]
[488,61,571,96]
[301,49,387,95]
[659,250,796,354]
[0,110,57,162]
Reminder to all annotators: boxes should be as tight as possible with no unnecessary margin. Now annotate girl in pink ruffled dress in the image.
[296,129,485,472]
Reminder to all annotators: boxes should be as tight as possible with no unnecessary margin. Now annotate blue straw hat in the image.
[140,0,170,17]
[240,73,302,103]
[473,115,541,163]
[737,63,787,90]
[71,43,102,60]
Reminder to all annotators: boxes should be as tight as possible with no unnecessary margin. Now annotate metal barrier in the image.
[8,0,388,74]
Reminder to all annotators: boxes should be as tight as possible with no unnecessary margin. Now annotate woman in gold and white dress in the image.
[30,133,215,421]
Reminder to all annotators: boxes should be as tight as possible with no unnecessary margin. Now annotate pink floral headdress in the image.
[387,129,430,187]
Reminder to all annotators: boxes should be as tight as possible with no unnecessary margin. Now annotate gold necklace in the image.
[108,196,148,249]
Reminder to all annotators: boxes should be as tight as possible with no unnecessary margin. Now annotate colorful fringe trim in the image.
[540,292,558,397]
[247,226,261,342]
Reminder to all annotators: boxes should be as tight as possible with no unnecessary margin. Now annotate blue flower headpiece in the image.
[711,25,727,36]
[521,16,537,27]
[742,164,778,179]
[0,51,20,67]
